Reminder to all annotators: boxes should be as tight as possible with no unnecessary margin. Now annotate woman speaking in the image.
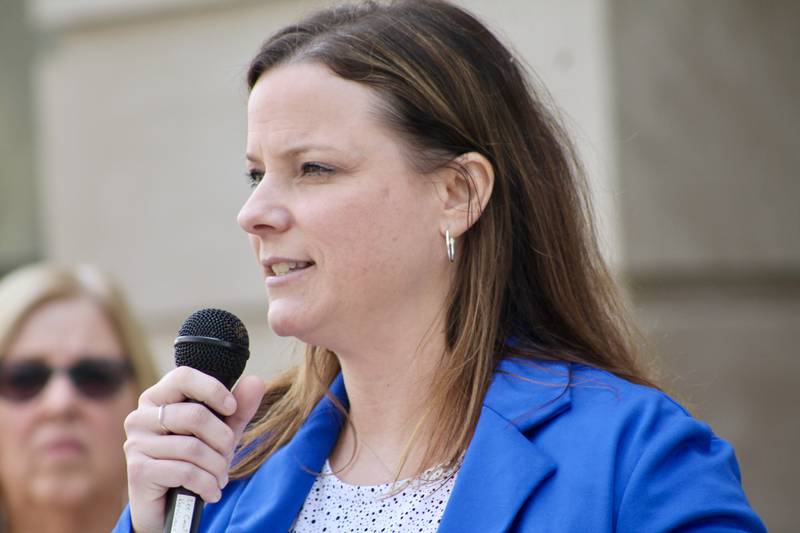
[116,1,765,531]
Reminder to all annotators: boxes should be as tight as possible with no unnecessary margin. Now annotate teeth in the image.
[270,261,311,276]
[272,263,291,275]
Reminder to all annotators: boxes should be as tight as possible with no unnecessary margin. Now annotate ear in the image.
[435,152,495,237]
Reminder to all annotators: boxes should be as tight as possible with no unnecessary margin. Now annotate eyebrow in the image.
[246,143,343,164]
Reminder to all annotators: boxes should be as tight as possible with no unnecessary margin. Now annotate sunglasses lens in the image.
[0,362,51,401]
[69,359,131,399]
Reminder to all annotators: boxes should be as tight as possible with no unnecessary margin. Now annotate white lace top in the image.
[289,460,459,532]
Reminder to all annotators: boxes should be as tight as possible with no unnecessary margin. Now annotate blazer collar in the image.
[484,357,573,432]
[226,375,348,532]
[227,359,572,532]
[438,358,572,532]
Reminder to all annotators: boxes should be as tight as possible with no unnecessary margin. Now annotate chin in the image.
[30,473,95,505]
[267,304,312,338]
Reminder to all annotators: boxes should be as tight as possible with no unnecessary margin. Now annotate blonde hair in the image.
[232,0,657,482]
[0,262,159,397]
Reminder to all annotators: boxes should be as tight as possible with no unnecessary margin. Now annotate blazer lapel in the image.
[438,359,572,532]
[226,375,348,532]
[437,406,557,532]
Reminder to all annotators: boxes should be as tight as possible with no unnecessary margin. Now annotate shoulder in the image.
[489,357,721,466]
[488,357,692,434]
[486,358,766,532]
[569,361,695,434]
[487,357,728,493]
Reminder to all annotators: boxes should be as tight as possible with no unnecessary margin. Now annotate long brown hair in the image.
[232,0,657,480]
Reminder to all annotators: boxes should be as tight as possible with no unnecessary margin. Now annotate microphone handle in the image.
[163,399,221,533]
[163,487,204,533]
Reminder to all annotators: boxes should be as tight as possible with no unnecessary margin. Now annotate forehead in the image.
[246,62,389,158]
[4,297,124,363]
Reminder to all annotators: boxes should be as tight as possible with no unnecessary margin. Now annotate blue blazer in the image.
[114,358,766,532]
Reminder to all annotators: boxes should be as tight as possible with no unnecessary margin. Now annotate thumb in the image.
[226,375,266,442]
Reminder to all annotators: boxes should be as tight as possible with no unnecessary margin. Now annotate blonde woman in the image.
[117,1,764,531]
[0,263,159,533]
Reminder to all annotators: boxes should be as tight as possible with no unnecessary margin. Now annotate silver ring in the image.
[158,404,169,434]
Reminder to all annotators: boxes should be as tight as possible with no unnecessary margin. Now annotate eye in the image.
[300,162,334,177]
[245,169,265,188]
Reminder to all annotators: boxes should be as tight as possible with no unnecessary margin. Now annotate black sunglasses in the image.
[0,358,133,402]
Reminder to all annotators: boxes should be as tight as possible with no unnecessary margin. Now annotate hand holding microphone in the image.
[122,309,265,533]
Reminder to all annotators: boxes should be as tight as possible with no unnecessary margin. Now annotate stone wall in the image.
[0,0,40,272]
[612,1,799,530]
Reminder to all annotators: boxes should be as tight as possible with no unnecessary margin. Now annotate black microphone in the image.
[163,308,249,533]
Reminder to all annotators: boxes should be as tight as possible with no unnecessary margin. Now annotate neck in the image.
[318,265,454,484]
[329,317,447,484]
[6,492,123,533]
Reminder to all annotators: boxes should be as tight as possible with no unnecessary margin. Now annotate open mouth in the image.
[269,261,315,277]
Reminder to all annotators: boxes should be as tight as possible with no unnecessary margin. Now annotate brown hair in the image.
[232,0,657,480]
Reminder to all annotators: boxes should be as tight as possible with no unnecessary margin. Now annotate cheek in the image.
[317,195,390,268]
[315,187,430,285]
[0,404,30,443]
[0,405,32,482]
[87,391,137,445]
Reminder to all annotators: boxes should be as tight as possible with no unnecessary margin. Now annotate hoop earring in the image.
[445,229,455,263]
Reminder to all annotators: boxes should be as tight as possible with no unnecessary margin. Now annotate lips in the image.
[36,435,88,462]
[45,439,85,454]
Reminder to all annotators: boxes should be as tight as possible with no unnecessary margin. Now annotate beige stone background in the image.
[1,0,796,530]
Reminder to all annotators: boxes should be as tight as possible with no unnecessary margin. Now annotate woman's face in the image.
[239,62,451,350]
[0,296,138,508]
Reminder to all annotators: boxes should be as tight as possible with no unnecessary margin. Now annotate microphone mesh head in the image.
[175,308,249,390]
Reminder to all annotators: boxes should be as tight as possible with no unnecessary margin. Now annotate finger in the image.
[146,403,236,456]
[127,434,231,488]
[226,375,266,442]
[127,455,222,504]
[139,367,237,417]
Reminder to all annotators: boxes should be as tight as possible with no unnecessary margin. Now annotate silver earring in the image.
[445,229,455,263]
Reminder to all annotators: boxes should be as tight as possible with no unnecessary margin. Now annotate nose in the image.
[38,373,81,417]
[237,179,292,236]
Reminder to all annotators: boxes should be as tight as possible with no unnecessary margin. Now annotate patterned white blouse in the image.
[289,460,460,533]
